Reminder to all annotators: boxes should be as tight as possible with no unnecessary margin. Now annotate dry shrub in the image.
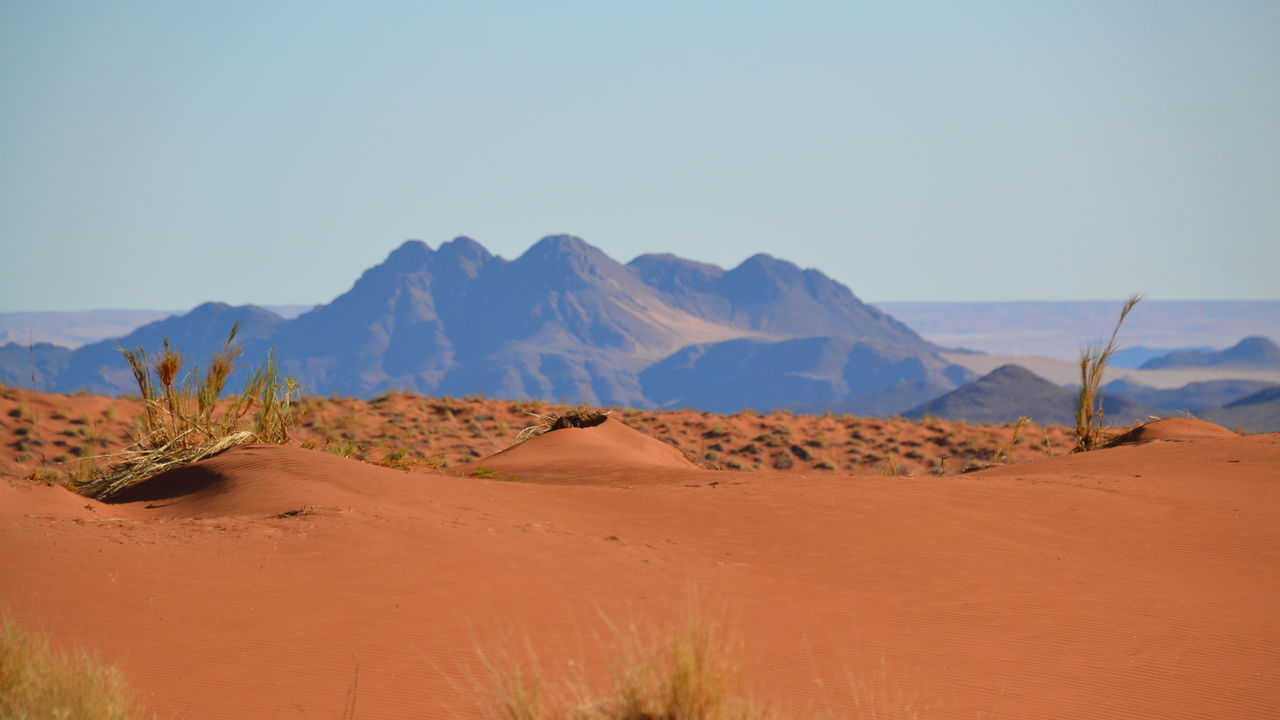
[1074,294,1142,452]
[0,617,149,720]
[516,407,611,443]
[75,324,298,499]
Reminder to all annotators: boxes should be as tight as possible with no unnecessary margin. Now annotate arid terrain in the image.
[2,386,1278,718]
[0,388,1079,484]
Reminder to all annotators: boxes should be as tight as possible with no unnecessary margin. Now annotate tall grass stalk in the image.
[1074,294,1142,452]
[76,325,298,499]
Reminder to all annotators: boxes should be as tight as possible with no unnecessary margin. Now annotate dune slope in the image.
[2,428,1278,719]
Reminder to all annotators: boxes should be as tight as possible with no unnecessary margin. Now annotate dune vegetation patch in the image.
[0,387,1080,481]
[0,617,149,720]
[74,325,297,500]
[516,407,612,443]
[1074,294,1142,452]
[489,614,777,720]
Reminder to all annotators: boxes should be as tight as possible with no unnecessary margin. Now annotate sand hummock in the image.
[1106,416,1238,446]
[456,416,701,485]
[2,407,1278,718]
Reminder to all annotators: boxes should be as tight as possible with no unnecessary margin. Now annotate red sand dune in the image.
[2,419,1278,719]
[1107,415,1239,445]
[458,417,700,485]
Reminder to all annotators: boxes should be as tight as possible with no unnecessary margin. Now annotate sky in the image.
[2,0,1277,312]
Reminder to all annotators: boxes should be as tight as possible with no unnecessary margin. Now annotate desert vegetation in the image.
[0,617,149,720]
[491,615,776,720]
[1074,294,1142,451]
[73,326,297,500]
[0,385,1079,486]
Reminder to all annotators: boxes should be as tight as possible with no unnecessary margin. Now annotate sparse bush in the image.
[0,617,149,720]
[376,446,418,471]
[75,325,298,500]
[1074,294,1141,452]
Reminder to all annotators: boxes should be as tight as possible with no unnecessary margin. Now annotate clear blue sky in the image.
[2,1,1277,311]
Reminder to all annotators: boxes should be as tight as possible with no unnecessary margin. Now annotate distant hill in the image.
[1140,337,1280,370]
[55,303,287,395]
[0,342,72,391]
[639,336,970,414]
[1101,378,1279,412]
[0,309,176,349]
[1107,345,1214,369]
[3,236,962,412]
[1201,386,1280,433]
[875,300,1280,360]
[1225,386,1280,408]
[904,364,1156,426]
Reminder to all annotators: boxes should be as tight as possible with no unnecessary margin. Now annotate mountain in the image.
[271,236,748,404]
[54,303,286,395]
[13,236,962,411]
[1140,337,1280,370]
[267,235,947,406]
[904,364,1155,426]
[1201,386,1280,433]
[639,336,970,414]
[0,342,72,391]
[629,253,929,346]
[1224,386,1280,408]
[1101,379,1280,412]
[1107,345,1215,369]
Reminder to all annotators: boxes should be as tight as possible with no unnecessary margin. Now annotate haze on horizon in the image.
[2,1,1277,313]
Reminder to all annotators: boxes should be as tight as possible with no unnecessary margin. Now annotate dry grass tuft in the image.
[75,325,298,500]
[1074,294,1142,452]
[0,617,149,720]
[516,407,611,443]
[491,615,772,720]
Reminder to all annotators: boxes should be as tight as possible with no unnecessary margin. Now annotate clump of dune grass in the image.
[992,416,1030,463]
[515,407,611,443]
[1074,294,1142,452]
[0,617,149,720]
[75,325,298,500]
[491,615,771,720]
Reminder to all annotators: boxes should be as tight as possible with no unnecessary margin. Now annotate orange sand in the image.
[3,413,1278,718]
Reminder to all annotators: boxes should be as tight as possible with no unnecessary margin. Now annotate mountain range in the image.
[0,236,972,413]
[4,236,1278,429]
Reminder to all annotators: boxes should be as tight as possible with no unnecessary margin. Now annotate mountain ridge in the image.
[12,236,956,411]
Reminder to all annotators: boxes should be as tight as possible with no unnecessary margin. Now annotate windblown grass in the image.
[491,615,772,720]
[1074,294,1142,452]
[75,325,298,500]
[0,617,149,720]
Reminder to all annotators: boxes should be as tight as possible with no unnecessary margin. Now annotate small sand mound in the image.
[1107,416,1237,446]
[105,444,432,518]
[463,417,700,484]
